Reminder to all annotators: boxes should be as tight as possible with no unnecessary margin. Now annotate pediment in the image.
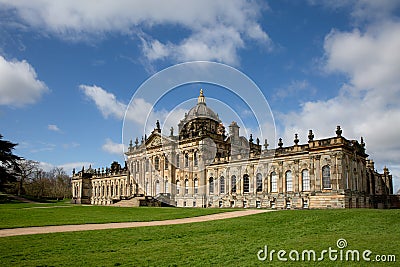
[145,133,162,148]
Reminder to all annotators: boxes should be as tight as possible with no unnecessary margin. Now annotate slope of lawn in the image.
[0,209,398,266]
[0,201,235,229]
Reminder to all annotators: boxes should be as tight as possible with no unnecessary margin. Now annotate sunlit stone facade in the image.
[72,90,394,209]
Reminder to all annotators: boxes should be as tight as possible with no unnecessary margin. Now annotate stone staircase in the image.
[112,197,144,207]
[112,194,175,207]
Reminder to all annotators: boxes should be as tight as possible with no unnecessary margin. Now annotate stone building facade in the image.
[72,90,394,209]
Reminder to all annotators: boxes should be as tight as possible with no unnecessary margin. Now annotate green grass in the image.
[0,209,398,266]
[0,202,235,229]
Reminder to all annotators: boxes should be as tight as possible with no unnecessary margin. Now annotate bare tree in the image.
[17,160,39,195]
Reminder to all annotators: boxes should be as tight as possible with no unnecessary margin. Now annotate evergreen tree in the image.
[0,134,22,191]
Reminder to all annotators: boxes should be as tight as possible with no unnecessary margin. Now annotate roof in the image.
[181,89,220,123]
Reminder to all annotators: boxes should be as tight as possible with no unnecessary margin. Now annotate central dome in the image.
[183,89,220,122]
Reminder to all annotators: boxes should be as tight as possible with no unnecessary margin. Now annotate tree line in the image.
[0,134,72,200]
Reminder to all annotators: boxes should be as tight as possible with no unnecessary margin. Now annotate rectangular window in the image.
[302,170,310,191]
[271,172,278,192]
[256,174,263,192]
[194,152,198,167]
[231,176,237,193]
[286,171,293,192]
[194,179,198,194]
[322,166,331,189]
[185,153,189,168]
[243,175,249,193]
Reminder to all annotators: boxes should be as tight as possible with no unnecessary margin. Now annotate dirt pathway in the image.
[0,209,273,237]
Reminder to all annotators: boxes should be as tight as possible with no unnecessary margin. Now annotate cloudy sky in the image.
[0,0,399,192]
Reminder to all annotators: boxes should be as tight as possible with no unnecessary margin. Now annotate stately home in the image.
[72,90,395,209]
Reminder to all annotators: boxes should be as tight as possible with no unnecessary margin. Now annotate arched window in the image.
[256,173,263,192]
[302,169,310,191]
[322,165,331,189]
[271,172,278,192]
[231,175,237,193]
[155,180,160,195]
[220,176,225,194]
[194,151,198,167]
[243,174,250,193]
[194,178,198,194]
[286,171,293,191]
[185,179,189,194]
[209,177,214,194]
[185,153,189,167]
[176,154,180,168]
[176,180,181,195]
[154,156,160,170]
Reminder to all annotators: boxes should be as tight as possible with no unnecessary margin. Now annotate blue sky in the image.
[0,1,399,192]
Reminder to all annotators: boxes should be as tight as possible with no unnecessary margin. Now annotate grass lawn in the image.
[0,209,398,266]
[0,201,235,229]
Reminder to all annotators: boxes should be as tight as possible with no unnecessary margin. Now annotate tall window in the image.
[231,175,237,193]
[271,172,278,192]
[243,174,249,193]
[194,178,198,194]
[194,151,198,167]
[209,177,214,194]
[302,169,310,191]
[176,180,180,195]
[286,171,293,191]
[322,165,331,189]
[185,179,189,194]
[185,153,189,167]
[256,173,263,192]
[146,182,150,195]
[220,176,225,194]
[176,154,180,168]
[155,180,160,195]
[145,159,149,172]
[154,156,160,170]
[164,158,168,170]
[165,180,169,193]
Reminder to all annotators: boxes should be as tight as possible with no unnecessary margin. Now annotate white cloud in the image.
[0,0,270,65]
[80,84,126,119]
[48,124,61,132]
[280,20,400,192]
[79,84,186,131]
[102,138,126,155]
[0,55,48,107]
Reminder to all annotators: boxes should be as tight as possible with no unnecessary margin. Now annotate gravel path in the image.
[0,209,272,237]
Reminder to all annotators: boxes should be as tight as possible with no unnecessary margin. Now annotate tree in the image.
[17,160,39,195]
[0,134,22,192]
